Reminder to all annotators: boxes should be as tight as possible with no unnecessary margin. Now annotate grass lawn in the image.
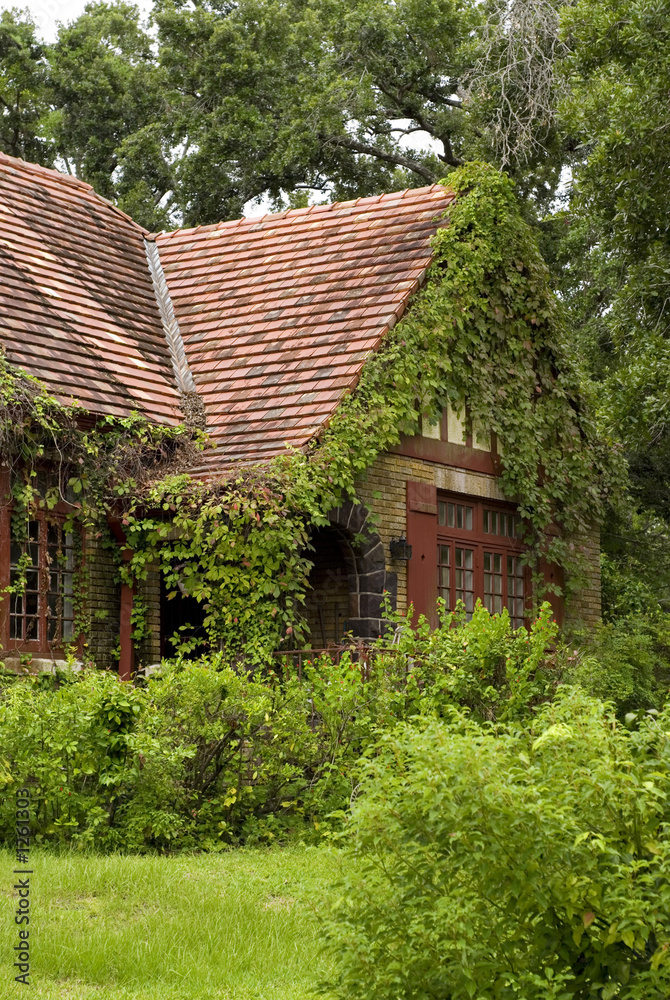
[0,846,341,999]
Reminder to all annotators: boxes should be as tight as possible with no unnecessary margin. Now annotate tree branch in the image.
[324,133,439,183]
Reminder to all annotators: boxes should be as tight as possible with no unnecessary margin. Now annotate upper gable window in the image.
[421,403,493,453]
[438,500,473,531]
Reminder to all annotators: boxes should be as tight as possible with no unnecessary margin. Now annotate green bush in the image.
[322,688,670,1000]
[373,600,562,724]
[0,602,573,851]
[566,617,670,715]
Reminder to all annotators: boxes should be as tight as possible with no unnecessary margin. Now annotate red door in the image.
[406,481,438,627]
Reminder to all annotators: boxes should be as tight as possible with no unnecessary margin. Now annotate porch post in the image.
[108,517,135,681]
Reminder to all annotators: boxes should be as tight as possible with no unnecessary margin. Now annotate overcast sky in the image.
[0,0,153,40]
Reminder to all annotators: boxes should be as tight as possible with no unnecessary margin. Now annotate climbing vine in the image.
[0,163,618,668]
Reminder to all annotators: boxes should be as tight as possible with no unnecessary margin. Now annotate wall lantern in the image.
[389,536,412,561]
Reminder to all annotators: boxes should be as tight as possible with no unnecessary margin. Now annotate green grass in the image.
[0,846,341,999]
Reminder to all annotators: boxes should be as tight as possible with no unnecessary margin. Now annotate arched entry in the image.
[303,501,397,645]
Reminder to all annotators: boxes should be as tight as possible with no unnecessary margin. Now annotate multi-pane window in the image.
[437,545,476,615]
[437,494,528,627]
[438,500,473,531]
[483,508,519,538]
[8,515,76,649]
[9,519,40,642]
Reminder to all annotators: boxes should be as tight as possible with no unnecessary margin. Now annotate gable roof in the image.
[156,185,454,470]
[0,152,456,468]
[0,153,181,423]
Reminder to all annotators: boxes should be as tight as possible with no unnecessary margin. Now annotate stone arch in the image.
[303,500,397,644]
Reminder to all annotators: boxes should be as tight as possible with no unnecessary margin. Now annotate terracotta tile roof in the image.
[0,153,181,423]
[156,185,455,470]
[0,153,455,466]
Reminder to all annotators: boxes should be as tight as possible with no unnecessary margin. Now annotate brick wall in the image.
[565,527,601,630]
[135,564,162,667]
[85,530,120,668]
[84,536,162,669]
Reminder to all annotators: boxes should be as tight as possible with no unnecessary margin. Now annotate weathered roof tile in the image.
[0,153,181,424]
[0,154,455,467]
[155,183,453,469]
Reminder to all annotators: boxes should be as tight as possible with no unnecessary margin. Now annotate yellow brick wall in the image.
[85,531,121,667]
[565,528,602,630]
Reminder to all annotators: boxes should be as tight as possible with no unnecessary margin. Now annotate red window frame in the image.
[435,493,531,627]
[0,470,83,658]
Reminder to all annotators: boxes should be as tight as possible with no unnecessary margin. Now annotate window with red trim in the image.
[2,471,81,656]
[436,493,529,627]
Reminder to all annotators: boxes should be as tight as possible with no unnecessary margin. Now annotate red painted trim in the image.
[390,434,501,475]
[406,481,439,629]
[539,558,565,627]
[0,468,11,647]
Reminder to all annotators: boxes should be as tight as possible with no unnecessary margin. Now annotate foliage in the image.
[0,8,53,165]
[563,554,670,715]
[154,0,481,223]
[48,1,173,230]
[322,687,670,1000]
[1,0,569,224]
[365,599,563,725]
[0,601,565,850]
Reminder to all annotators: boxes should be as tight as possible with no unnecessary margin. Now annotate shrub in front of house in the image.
[321,687,670,1000]
[0,603,607,850]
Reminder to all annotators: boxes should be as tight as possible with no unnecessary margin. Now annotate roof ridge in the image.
[157,183,452,244]
[0,152,150,237]
[144,238,198,396]
[0,152,93,191]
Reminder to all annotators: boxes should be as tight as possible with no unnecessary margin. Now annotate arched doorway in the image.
[303,501,397,646]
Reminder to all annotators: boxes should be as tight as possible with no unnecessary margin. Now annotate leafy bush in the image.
[0,602,564,850]
[322,688,670,1000]
[565,620,663,715]
[373,600,562,724]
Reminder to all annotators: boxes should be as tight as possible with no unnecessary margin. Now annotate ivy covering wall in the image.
[0,163,616,666]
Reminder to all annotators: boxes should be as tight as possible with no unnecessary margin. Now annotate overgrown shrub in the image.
[322,688,670,999]
[0,602,564,850]
[565,619,666,715]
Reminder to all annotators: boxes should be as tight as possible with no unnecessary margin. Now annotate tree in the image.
[48,1,173,229]
[323,688,670,999]
[154,0,518,224]
[0,9,53,165]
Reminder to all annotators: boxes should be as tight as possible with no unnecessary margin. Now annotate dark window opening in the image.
[160,575,208,659]
[303,527,352,647]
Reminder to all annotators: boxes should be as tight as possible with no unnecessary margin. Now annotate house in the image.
[0,152,601,675]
